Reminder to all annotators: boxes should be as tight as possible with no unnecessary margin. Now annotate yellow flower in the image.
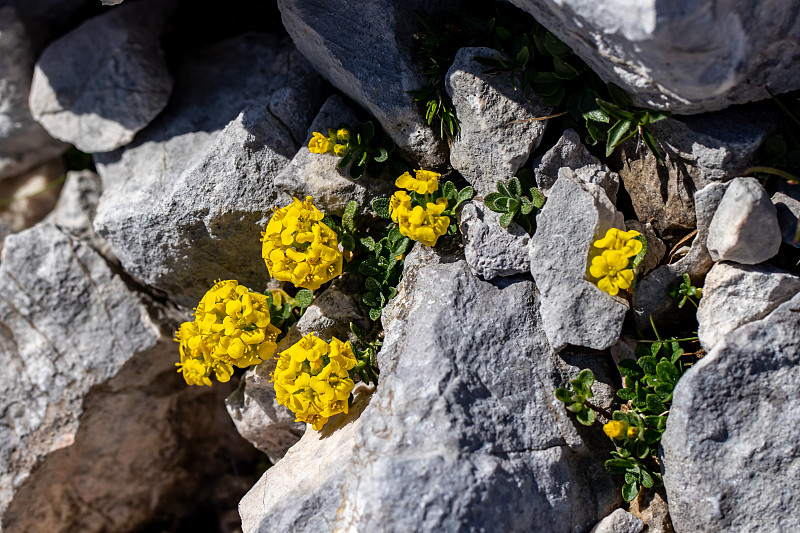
[603,420,629,440]
[308,132,334,154]
[393,196,450,247]
[262,197,343,290]
[333,144,347,157]
[174,280,280,386]
[589,250,635,296]
[271,334,358,431]
[336,128,350,142]
[593,228,642,258]
[395,169,441,194]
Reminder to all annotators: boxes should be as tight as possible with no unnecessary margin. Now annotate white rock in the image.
[707,177,781,264]
[590,508,645,533]
[459,200,531,280]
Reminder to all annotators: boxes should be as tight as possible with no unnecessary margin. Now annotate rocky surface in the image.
[628,489,674,533]
[43,169,110,256]
[28,0,175,153]
[772,186,800,248]
[662,292,800,533]
[530,170,627,351]
[707,177,781,264]
[446,47,552,195]
[240,243,618,532]
[0,158,64,248]
[94,34,322,308]
[590,509,644,533]
[624,219,666,276]
[508,0,800,114]
[0,6,66,180]
[459,200,531,280]
[278,0,447,169]
[697,262,800,351]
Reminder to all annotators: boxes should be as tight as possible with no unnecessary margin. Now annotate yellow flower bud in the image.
[603,420,629,440]
[333,144,347,157]
[336,128,350,142]
[627,426,639,440]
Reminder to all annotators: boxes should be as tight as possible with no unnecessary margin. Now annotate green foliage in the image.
[409,1,669,163]
[554,369,597,426]
[750,89,800,185]
[265,288,315,341]
[349,321,382,386]
[484,172,545,234]
[333,121,400,180]
[629,235,648,276]
[668,273,703,309]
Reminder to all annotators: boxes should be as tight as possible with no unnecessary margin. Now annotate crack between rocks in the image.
[65,235,115,327]
[0,288,64,363]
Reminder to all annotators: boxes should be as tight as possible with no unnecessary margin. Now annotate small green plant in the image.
[309,121,399,180]
[554,369,609,426]
[668,273,703,309]
[349,321,382,386]
[591,93,670,163]
[484,175,545,233]
[264,288,314,341]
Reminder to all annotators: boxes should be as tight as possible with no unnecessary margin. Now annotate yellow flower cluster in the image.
[603,420,638,440]
[308,128,350,156]
[175,280,280,386]
[272,333,357,430]
[389,170,450,247]
[589,228,643,296]
[262,196,343,291]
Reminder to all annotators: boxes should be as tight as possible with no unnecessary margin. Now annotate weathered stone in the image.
[707,177,781,264]
[459,200,531,280]
[772,186,800,248]
[628,489,674,533]
[530,170,628,351]
[0,6,67,180]
[533,128,619,201]
[271,95,395,217]
[446,47,551,195]
[240,243,617,532]
[278,0,447,168]
[94,35,322,308]
[662,292,800,533]
[0,223,253,532]
[632,182,728,330]
[625,220,665,276]
[590,508,644,533]
[697,262,800,351]
[29,0,175,153]
[507,0,800,114]
[0,158,64,242]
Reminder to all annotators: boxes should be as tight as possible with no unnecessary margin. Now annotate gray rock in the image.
[94,35,322,308]
[529,170,628,351]
[590,509,645,533]
[625,220,666,276]
[278,0,447,168]
[533,129,619,201]
[707,177,781,264]
[446,47,552,195]
[662,292,800,533]
[240,243,618,532]
[0,223,252,532]
[697,262,800,351]
[0,158,64,241]
[507,0,800,114]
[458,200,531,280]
[627,489,674,533]
[772,186,800,248]
[633,182,728,330]
[28,0,174,153]
[0,7,67,180]
[271,95,395,217]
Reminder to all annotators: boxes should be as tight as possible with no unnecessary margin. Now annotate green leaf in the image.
[342,213,356,233]
[638,356,657,374]
[374,146,389,163]
[350,320,367,339]
[641,127,665,165]
[368,307,382,321]
[543,32,572,58]
[646,394,666,414]
[484,192,505,212]
[359,258,384,279]
[607,83,634,108]
[642,428,662,445]
[634,441,650,459]
[641,469,655,488]
[371,197,391,218]
[365,277,382,293]
[617,387,637,401]
[499,211,515,228]
[618,359,642,378]
[529,187,546,209]
[575,407,595,426]
[341,233,356,251]
[596,98,636,121]
[496,180,511,197]
[516,46,530,66]
[344,201,357,219]
[554,388,574,403]
[392,237,411,256]
[625,472,637,485]
[585,120,608,144]
[643,415,667,430]
[508,177,522,196]
[650,342,663,357]
[294,289,314,309]
[363,291,383,308]
[456,186,474,206]
[507,198,521,213]
[630,235,648,273]
[622,482,639,502]
[605,458,635,474]
[361,121,375,144]
[576,369,595,388]
[443,180,457,201]
[606,119,633,157]
[360,235,376,251]
[495,25,511,40]
[520,196,533,215]
[349,161,365,180]
[553,57,579,79]
[656,360,680,384]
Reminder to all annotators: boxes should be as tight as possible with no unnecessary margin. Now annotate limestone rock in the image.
[0,6,67,180]
[29,0,175,153]
[772,185,800,248]
[662,293,800,533]
[590,509,644,533]
[446,47,552,195]
[533,128,619,201]
[278,0,447,168]
[633,182,728,330]
[707,177,781,264]
[0,158,64,242]
[529,169,628,351]
[507,0,800,114]
[625,220,666,276]
[94,35,322,308]
[697,262,800,351]
[459,200,531,280]
[240,244,618,532]
[0,223,251,532]
[628,489,674,533]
